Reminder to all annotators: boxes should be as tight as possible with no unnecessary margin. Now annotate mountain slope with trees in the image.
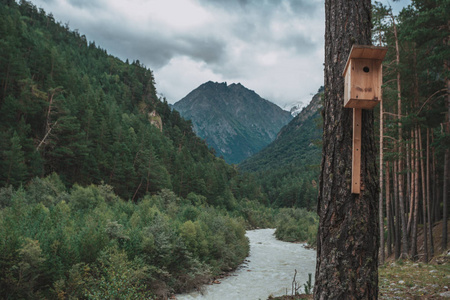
[0,0,264,207]
[239,88,323,209]
[173,81,293,164]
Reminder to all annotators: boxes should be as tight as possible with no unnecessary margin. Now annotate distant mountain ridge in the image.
[173,81,293,164]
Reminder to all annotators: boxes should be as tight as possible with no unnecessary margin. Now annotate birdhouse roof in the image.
[342,45,388,77]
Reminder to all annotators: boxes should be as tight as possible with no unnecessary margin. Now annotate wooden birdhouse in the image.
[343,45,388,109]
[343,45,387,194]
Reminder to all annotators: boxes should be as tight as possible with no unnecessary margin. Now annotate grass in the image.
[379,257,450,299]
[268,257,450,299]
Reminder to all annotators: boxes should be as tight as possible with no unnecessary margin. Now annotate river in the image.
[177,228,316,300]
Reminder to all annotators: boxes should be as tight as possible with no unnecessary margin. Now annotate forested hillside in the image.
[239,88,323,209]
[0,0,263,206]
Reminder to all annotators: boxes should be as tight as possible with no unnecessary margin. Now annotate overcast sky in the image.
[30,0,410,110]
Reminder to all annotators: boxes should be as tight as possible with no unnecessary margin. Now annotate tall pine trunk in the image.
[410,127,420,259]
[379,97,385,264]
[432,136,439,223]
[386,161,392,257]
[427,128,435,257]
[419,128,428,261]
[443,137,448,251]
[407,137,413,237]
[394,160,401,259]
[392,13,409,258]
[443,80,449,251]
[315,0,378,298]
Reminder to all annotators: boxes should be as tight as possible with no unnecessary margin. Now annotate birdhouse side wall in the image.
[344,60,352,107]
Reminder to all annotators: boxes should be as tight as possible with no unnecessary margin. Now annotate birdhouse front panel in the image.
[344,58,382,109]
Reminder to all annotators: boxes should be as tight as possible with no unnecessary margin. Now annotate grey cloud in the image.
[83,20,227,69]
[181,36,226,64]
[197,0,320,16]
[278,30,319,54]
[288,0,320,15]
[66,0,103,9]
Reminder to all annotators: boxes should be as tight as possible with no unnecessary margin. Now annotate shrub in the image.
[275,208,318,246]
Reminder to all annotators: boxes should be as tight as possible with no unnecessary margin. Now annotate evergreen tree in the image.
[314,0,379,298]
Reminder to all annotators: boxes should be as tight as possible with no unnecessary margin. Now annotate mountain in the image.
[282,100,306,117]
[173,81,293,164]
[239,88,323,208]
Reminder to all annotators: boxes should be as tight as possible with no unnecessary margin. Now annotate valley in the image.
[0,0,448,299]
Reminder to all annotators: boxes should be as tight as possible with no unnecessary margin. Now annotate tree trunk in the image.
[443,78,449,251]
[410,127,420,259]
[379,97,385,264]
[427,128,435,257]
[443,137,449,252]
[392,14,409,258]
[314,0,379,298]
[419,128,428,261]
[386,161,392,257]
[407,137,413,237]
[432,136,439,223]
[394,160,401,259]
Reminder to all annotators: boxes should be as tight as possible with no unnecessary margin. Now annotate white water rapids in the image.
[177,228,316,300]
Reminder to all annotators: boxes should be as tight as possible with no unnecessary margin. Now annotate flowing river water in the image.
[177,228,316,300]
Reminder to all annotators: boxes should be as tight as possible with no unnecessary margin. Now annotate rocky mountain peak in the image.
[173,82,293,164]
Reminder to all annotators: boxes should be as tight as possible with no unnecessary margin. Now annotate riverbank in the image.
[269,254,450,299]
[176,229,316,300]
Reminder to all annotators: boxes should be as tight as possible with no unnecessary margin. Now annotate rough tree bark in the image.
[443,78,449,251]
[419,128,428,261]
[391,11,409,258]
[379,93,385,264]
[394,160,401,259]
[426,128,435,257]
[314,0,379,299]
[386,161,392,257]
[411,127,419,259]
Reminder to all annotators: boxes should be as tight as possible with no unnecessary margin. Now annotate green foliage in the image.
[235,198,277,228]
[274,208,318,246]
[0,176,250,298]
[82,246,154,300]
[303,273,313,295]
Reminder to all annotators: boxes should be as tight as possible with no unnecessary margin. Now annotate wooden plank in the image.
[352,108,362,194]
[345,98,380,109]
[349,45,388,60]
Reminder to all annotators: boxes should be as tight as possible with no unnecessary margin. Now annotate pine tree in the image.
[314,0,379,298]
